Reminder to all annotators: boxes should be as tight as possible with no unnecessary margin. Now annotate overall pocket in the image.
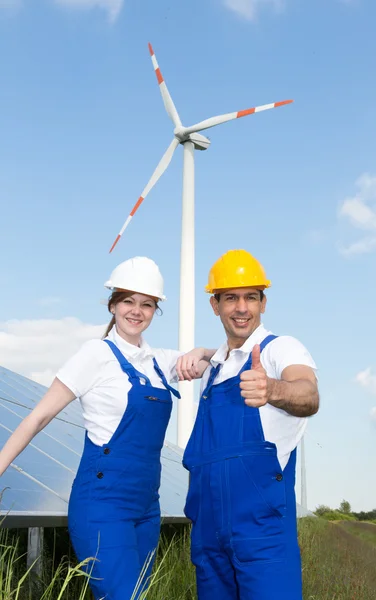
[144,395,171,404]
[240,453,286,519]
[139,395,173,427]
[227,454,287,564]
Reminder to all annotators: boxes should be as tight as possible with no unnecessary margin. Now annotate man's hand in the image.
[240,347,319,416]
[239,345,269,407]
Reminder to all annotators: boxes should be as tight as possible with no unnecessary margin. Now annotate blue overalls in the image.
[68,340,180,600]
[183,335,302,600]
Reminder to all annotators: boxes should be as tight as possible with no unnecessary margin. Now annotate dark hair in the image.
[103,290,161,339]
[214,290,265,302]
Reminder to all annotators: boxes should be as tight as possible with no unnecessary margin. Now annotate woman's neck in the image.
[115,326,141,348]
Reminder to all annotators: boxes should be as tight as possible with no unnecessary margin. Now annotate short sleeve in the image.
[264,336,317,380]
[154,349,185,384]
[56,339,105,398]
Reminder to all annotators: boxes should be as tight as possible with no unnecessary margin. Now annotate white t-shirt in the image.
[200,324,317,471]
[56,326,182,446]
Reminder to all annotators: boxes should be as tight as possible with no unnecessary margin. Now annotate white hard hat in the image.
[104,257,166,301]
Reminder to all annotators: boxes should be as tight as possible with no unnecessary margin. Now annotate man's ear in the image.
[210,295,220,316]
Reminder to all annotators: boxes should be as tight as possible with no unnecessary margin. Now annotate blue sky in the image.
[0,0,375,512]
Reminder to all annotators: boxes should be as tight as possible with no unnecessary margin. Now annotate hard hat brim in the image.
[205,283,271,294]
[104,283,166,302]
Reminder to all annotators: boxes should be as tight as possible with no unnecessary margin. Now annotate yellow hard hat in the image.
[205,249,271,294]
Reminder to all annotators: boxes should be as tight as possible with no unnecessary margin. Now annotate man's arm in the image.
[267,365,319,417]
[240,345,319,417]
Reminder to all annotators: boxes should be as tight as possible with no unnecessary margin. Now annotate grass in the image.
[299,518,376,599]
[0,527,93,600]
[1,518,375,599]
[141,529,196,600]
[338,521,376,548]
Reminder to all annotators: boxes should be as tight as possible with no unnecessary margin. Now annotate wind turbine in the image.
[109,43,293,448]
[300,436,307,511]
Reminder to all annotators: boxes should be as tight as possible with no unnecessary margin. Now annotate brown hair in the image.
[103,290,161,339]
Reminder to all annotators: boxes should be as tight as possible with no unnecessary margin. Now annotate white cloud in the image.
[223,0,284,21]
[355,367,376,395]
[339,236,376,257]
[0,318,105,387]
[53,0,124,22]
[340,197,376,231]
[338,173,376,256]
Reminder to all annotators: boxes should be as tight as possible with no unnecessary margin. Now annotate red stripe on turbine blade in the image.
[148,43,154,56]
[109,235,121,254]
[237,107,256,118]
[130,196,144,216]
[275,100,293,108]
[155,68,164,84]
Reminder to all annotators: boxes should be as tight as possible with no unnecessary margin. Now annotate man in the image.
[183,249,319,600]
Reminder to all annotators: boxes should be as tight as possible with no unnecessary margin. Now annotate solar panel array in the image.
[0,365,188,526]
[0,365,313,527]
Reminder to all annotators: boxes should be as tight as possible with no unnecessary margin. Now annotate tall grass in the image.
[1,518,375,599]
[141,530,196,600]
[0,527,93,600]
[0,529,34,600]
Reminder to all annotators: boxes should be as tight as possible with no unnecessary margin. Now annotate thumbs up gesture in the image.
[239,345,269,408]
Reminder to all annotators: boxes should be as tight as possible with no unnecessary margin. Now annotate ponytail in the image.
[103,316,116,339]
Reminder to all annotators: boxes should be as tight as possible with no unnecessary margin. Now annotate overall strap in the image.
[240,334,278,374]
[103,339,152,385]
[201,363,222,400]
[152,358,181,399]
[201,335,278,400]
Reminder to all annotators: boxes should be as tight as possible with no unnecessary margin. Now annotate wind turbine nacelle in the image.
[188,133,211,151]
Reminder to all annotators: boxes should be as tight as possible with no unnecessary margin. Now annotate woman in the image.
[0,256,214,600]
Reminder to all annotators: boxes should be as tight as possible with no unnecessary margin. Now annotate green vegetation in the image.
[299,517,376,600]
[339,520,376,548]
[0,518,375,599]
[314,498,376,523]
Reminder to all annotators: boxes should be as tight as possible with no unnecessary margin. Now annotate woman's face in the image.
[111,292,157,345]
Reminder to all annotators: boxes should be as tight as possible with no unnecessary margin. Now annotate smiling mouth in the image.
[126,317,143,325]
[231,317,250,326]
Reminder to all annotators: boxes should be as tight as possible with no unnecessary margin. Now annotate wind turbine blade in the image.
[148,43,182,128]
[109,138,180,253]
[182,100,293,136]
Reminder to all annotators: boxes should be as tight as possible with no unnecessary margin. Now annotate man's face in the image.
[210,287,267,348]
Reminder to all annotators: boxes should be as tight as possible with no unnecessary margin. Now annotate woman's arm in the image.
[176,348,216,381]
[0,378,76,476]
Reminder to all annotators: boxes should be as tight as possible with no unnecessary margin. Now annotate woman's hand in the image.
[176,348,216,381]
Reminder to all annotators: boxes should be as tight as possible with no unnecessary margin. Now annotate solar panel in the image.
[0,365,188,527]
